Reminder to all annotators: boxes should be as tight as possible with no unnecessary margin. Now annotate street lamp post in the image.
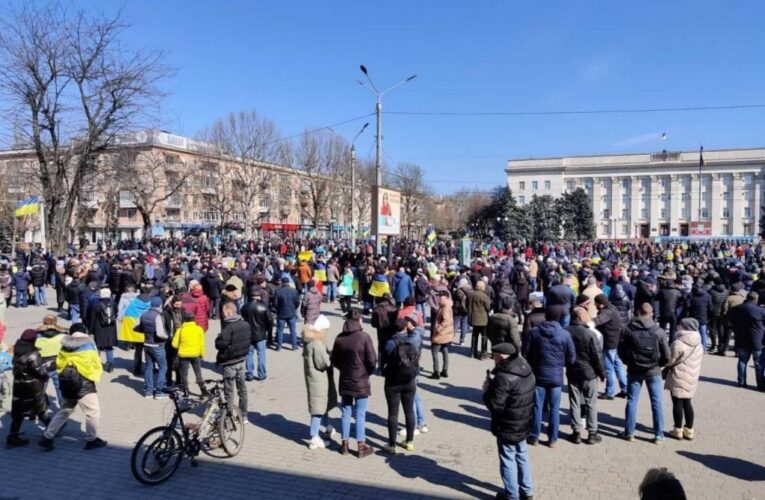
[358,65,417,255]
[350,122,369,245]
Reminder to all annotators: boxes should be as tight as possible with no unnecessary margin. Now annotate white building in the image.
[506,148,765,239]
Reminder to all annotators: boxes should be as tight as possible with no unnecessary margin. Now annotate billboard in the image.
[372,186,401,236]
[689,221,711,236]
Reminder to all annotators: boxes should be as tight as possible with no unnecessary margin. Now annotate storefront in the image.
[260,223,300,237]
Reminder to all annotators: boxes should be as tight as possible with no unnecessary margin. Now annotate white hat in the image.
[99,288,111,299]
[312,315,330,331]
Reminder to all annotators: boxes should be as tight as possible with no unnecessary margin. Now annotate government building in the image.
[506,147,764,240]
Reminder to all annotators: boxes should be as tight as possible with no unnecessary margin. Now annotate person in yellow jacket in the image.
[172,311,207,396]
[40,323,107,451]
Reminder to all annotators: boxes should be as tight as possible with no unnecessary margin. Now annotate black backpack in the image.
[59,364,84,399]
[98,302,114,327]
[391,339,419,382]
[630,329,660,369]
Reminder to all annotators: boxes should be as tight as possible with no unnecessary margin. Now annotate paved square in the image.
[0,293,762,499]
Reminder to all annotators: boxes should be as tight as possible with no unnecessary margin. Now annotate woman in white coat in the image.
[665,317,703,440]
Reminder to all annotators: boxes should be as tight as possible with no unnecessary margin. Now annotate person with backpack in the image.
[6,329,51,448]
[483,342,536,500]
[452,279,471,345]
[330,310,376,458]
[85,288,118,373]
[617,302,671,443]
[382,318,420,454]
[397,316,428,437]
[40,323,107,451]
[133,296,169,399]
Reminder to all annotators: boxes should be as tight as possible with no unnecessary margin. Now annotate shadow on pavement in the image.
[432,408,488,431]
[418,382,483,403]
[384,454,498,499]
[249,411,310,446]
[677,451,765,481]
[699,375,739,388]
[111,374,145,396]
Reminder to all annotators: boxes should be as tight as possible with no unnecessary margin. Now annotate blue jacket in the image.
[393,271,414,303]
[13,271,30,290]
[546,284,575,309]
[273,285,300,320]
[526,320,576,387]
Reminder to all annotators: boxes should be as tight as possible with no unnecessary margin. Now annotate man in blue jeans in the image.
[593,295,628,399]
[273,277,300,351]
[134,297,168,399]
[618,303,671,443]
[728,291,765,390]
[525,309,575,447]
[484,343,536,500]
[241,288,273,381]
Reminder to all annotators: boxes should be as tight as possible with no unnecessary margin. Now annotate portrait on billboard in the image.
[377,188,400,235]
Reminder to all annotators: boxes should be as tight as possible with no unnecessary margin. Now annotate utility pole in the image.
[350,122,369,244]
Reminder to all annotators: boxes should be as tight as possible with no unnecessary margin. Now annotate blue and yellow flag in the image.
[15,196,40,217]
[425,224,436,245]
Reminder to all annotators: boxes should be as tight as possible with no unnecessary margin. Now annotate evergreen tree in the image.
[558,188,596,240]
[525,195,560,241]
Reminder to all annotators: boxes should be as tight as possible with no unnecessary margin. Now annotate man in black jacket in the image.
[372,293,398,373]
[566,308,606,445]
[241,289,273,381]
[593,294,627,399]
[728,291,765,390]
[618,303,671,443]
[657,277,682,343]
[483,343,535,500]
[273,277,300,351]
[216,302,251,418]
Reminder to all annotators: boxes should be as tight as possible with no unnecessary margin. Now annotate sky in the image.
[17,1,765,192]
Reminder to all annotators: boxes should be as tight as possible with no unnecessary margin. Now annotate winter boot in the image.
[683,427,695,440]
[668,427,683,440]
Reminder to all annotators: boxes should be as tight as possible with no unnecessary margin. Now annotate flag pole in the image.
[39,201,46,251]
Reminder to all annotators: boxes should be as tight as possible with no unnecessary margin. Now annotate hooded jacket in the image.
[392,271,414,303]
[190,288,210,331]
[12,341,49,414]
[274,285,300,319]
[687,286,712,325]
[593,303,624,351]
[56,332,102,396]
[665,328,703,398]
[303,326,337,415]
[483,355,536,444]
[330,319,376,397]
[526,320,576,386]
[172,320,206,358]
[301,287,323,325]
[708,284,728,318]
[487,310,521,352]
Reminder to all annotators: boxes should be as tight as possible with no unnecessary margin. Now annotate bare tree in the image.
[196,159,237,234]
[394,162,430,238]
[0,3,170,253]
[198,111,286,238]
[292,130,349,230]
[109,150,192,233]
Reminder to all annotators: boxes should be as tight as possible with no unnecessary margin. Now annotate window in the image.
[621,223,629,235]
[601,223,609,235]
[660,208,668,219]
[566,180,574,191]
[519,195,525,205]
[531,181,538,190]
[622,178,631,189]
[165,208,181,221]
[722,208,730,218]
[519,181,525,191]
[701,208,709,219]
[622,207,630,219]
[743,174,753,186]
[544,180,551,190]
[722,223,730,235]
[744,206,752,218]
[602,208,610,218]
[641,178,650,190]
[641,208,648,219]
[661,177,670,188]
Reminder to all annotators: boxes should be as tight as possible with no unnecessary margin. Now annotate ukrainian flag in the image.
[118,295,151,343]
[369,275,390,298]
[15,196,40,217]
[425,224,436,245]
[313,262,327,282]
[298,250,314,262]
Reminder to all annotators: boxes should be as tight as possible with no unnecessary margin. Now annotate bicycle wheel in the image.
[131,426,184,485]
[219,405,245,457]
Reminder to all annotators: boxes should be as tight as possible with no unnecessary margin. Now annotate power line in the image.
[384,103,765,117]
[263,113,375,146]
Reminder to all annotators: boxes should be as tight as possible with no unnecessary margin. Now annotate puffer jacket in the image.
[172,321,206,358]
[566,321,606,383]
[0,270,12,299]
[526,320,576,387]
[330,319,376,397]
[687,287,712,325]
[301,288,323,325]
[30,265,47,287]
[215,315,251,366]
[483,355,536,444]
[708,284,728,318]
[487,311,521,352]
[303,327,338,415]
[665,328,703,398]
[190,288,210,331]
[432,298,454,345]
[12,344,49,415]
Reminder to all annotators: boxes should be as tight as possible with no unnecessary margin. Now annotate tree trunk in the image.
[243,211,251,240]
[139,208,152,238]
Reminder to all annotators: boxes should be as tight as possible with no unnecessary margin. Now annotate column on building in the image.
[649,176,660,236]
[710,174,722,235]
[610,176,621,239]
[669,174,681,236]
[755,173,763,236]
[630,176,640,238]
[731,173,743,235]
[689,174,700,222]
[591,177,603,238]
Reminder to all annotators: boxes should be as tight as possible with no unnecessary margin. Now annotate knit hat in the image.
[151,296,163,308]
[679,318,699,332]
[19,329,38,342]
[312,315,330,331]
[100,288,111,299]
[69,323,88,334]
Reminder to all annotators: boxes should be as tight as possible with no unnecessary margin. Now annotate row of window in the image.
[566,174,755,192]
[600,207,752,220]
[518,180,551,191]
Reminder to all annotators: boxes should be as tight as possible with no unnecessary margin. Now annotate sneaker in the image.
[383,444,397,455]
[668,428,683,440]
[568,432,581,444]
[308,436,329,450]
[547,440,557,448]
[619,432,635,442]
[440,370,448,378]
[403,441,415,451]
[653,436,665,445]
[585,433,602,445]
[526,437,538,446]
[428,373,440,380]
[245,375,256,382]
[398,427,421,437]
[616,391,628,399]
[144,393,154,399]
[154,393,168,400]
[38,436,54,451]
[417,424,429,434]
[597,393,614,400]
[682,428,695,441]
[84,437,108,450]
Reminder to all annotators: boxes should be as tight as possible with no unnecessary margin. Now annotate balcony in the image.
[258,206,269,214]
[165,196,183,208]
[119,192,136,208]
[201,187,216,196]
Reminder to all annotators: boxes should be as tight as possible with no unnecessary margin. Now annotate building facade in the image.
[0,130,367,244]
[506,148,765,239]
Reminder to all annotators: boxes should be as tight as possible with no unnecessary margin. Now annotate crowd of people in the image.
[2,236,762,500]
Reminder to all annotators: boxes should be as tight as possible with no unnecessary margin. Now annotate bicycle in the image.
[130,379,245,485]
[0,351,12,411]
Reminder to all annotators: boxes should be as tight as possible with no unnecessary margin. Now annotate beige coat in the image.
[303,327,338,415]
[581,284,602,319]
[432,298,454,345]
[665,329,703,399]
